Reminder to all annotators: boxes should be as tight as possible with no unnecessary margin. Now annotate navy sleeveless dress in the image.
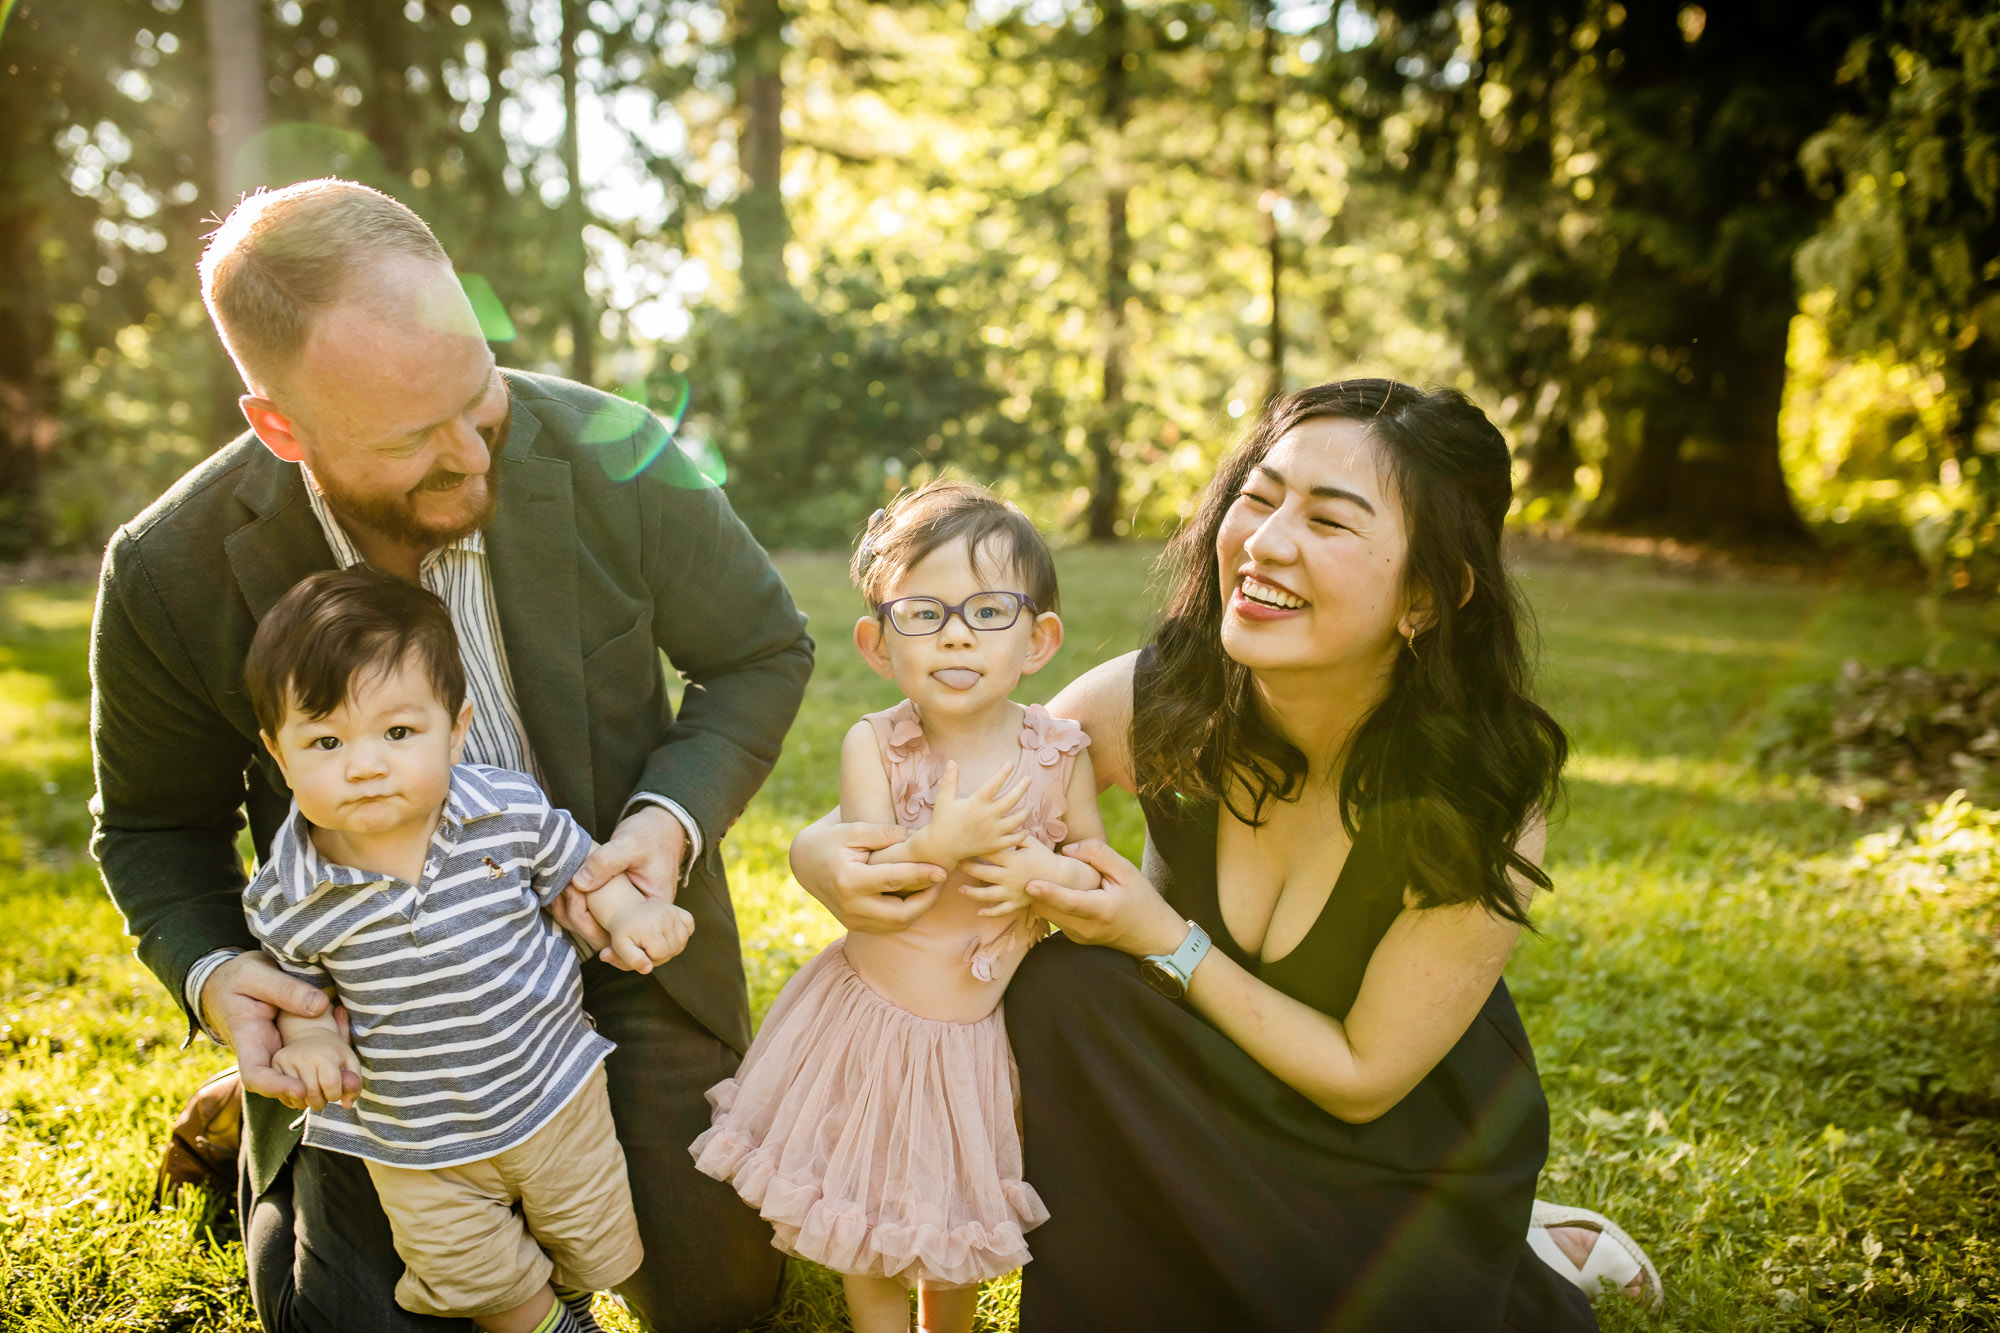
[1003,656,1596,1332]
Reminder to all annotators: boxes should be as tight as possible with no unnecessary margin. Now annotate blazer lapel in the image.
[484,396,596,823]
[224,447,338,622]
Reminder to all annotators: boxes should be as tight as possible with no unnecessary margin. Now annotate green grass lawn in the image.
[2,544,1996,1331]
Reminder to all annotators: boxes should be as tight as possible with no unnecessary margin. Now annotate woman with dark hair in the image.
[792,380,1656,1330]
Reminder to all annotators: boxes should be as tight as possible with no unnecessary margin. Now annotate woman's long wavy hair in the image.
[1133,379,1567,926]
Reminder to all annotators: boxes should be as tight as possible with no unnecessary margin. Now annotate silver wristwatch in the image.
[1140,920,1212,1000]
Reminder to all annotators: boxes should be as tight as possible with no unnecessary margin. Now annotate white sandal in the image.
[1527,1200,1664,1312]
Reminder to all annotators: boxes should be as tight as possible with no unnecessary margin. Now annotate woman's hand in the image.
[1024,840,1190,958]
[789,810,946,933]
[960,841,1096,918]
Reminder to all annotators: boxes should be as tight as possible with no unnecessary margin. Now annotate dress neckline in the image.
[1184,798,1374,972]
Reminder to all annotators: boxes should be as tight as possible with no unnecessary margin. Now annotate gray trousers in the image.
[242,961,784,1333]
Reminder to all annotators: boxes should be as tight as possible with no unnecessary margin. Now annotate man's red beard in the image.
[315,461,501,550]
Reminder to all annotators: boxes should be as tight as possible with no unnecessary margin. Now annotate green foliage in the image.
[1797,0,2000,593]
[1756,661,2000,810]
[0,0,232,556]
[1853,790,2000,965]
[16,0,1998,559]
[684,265,1029,549]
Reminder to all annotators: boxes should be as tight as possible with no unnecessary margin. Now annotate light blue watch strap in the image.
[1142,920,1212,997]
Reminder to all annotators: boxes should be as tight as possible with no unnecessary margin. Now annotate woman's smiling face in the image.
[1216,416,1415,677]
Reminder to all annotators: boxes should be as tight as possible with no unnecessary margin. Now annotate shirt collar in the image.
[442,764,509,828]
[266,766,507,905]
[299,465,485,570]
[269,802,393,906]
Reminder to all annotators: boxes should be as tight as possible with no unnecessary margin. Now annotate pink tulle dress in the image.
[689,700,1087,1288]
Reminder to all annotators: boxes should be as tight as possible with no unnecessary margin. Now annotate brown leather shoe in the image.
[155,1066,243,1203]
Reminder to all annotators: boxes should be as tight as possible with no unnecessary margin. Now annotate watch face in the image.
[1140,958,1185,1000]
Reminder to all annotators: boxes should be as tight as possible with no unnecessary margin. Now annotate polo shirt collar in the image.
[269,802,393,906]
[442,764,508,828]
[267,766,505,906]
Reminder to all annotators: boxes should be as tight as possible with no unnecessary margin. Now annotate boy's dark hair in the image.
[850,477,1060,614]
[245,567,467,737]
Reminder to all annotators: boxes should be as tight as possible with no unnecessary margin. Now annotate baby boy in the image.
[241,567,692,1333]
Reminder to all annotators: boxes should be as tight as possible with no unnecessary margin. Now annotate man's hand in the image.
[789,811,947,934]
[270,1031,363,1112]
[200,952,359,1109]
[571,804,687,899]
[554,805,687,952]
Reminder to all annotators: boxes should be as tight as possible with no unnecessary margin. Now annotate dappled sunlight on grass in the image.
[1566,752,1765,796]
[1582,628,1802,659]
[1,588,95,635]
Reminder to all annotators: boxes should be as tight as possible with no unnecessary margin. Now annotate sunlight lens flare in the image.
[583,372,723,489]
[235,122,385,198]
[458,274,516,342]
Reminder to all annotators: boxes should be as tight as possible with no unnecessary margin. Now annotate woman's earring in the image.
[1404,627,1419,658]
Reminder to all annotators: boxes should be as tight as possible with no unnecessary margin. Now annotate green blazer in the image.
[89,370,813,1196]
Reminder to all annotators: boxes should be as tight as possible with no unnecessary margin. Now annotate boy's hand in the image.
[960,841,1100,918]
[270,1032,363,1112]
[913,761,1030,867]
[600,895,697,975]
[200,951,361,1109]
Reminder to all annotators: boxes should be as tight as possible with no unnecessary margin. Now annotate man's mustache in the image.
[415,470,474,492]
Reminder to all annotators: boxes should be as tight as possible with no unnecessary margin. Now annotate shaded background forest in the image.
[2,0,1996,583]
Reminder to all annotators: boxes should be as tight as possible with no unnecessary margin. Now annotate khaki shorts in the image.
[364,1064,644,1319]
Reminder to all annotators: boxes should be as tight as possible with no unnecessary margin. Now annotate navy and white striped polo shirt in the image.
[243,764,614,1169]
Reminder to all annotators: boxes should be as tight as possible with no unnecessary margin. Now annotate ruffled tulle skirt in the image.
[689,938,1049,1289]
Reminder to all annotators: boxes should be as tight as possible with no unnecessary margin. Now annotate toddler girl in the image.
[691,479,1104,1333]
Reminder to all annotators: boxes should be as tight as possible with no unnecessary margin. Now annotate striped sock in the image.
[553,1287,605,1333]
[527,1298,580,1333]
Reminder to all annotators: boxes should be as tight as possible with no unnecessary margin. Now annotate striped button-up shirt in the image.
[243,764,614,1168]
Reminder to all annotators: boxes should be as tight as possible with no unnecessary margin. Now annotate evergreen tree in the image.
[1337,0,1875,541]
[1798,0,2000,589]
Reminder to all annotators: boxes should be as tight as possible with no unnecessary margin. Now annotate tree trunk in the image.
[1723,325,1810,542]
[204,0,266,204]
[558,0,594,385]
[1255,0,1283,404]
[203,0,265,423]
[344,0,414,179]
[1520,412,1579,495]
[0,193,51,556]
[1086,0,1132,542]
[1591,324,1807,542]
[1592,400,1683,531]
[732,0,791,311]
[0,13,55,553]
